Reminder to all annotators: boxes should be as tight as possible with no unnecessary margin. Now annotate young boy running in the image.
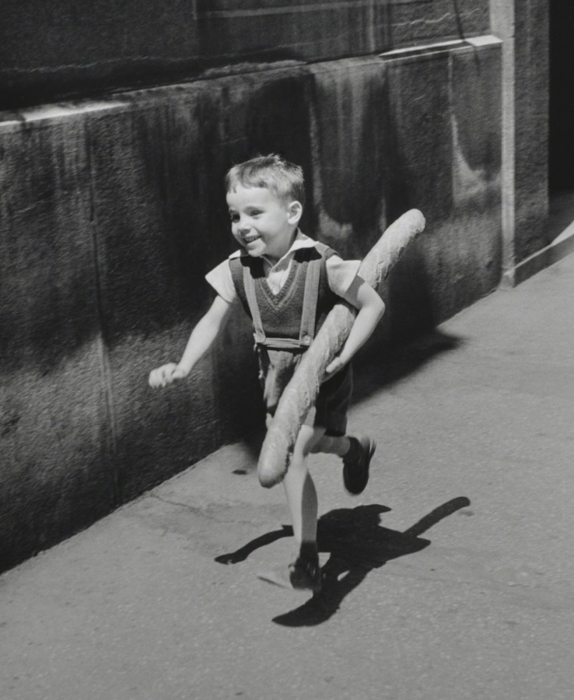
[149,155,385,593]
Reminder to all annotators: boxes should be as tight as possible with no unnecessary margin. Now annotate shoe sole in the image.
[344,438,376,495]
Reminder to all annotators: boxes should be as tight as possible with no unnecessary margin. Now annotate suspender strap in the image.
[243,264,266,345]
[241,251,324,350]
[298,256,321,347]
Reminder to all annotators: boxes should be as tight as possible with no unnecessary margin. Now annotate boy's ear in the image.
[287,200,303,225]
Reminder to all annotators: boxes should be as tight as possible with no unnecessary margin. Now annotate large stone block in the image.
[0,115,116,570]
[0,0,491,108]
[490,0,549,275]
[82,91,269,500]
[310,41,502,339]
[513,0,549,262]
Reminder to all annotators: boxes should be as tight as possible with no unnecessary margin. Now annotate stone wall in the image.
[490,0,549,275]
[0,39,502,571]
[0,0,491,108]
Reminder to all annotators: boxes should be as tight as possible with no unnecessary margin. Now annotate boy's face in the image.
[226,185,302,262]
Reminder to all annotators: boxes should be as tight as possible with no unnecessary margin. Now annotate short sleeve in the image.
[325,254,361,298]
[205,259,237,304]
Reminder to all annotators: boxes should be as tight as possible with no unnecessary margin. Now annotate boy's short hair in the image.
[225,154,305,207]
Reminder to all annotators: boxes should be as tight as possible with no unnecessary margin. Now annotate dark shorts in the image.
[257,347,353,437]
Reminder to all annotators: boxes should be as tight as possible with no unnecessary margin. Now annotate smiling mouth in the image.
[243,235,261,244]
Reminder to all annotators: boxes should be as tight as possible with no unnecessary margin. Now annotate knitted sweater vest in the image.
[229,243,339,349]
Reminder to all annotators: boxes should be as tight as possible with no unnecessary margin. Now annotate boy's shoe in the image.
[257,558,322,593]
[289,558,322,592]
[343,436,376,495]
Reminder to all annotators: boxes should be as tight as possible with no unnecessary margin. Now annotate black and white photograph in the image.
[0,2,572,698]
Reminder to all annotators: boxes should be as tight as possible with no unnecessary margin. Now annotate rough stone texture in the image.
[0,117,117,567]
[0,0,491,108]
[490,0,549,269]
[311,46,502,339]
[512,0,549,262]
[0,40,502,571]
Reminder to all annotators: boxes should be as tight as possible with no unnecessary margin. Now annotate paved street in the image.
[1,253,574,700]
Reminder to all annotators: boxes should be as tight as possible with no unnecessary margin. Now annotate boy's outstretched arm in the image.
[325,277,385,377]
[149,294,232,388]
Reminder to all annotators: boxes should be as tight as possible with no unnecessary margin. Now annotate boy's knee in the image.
[294,425,325,458]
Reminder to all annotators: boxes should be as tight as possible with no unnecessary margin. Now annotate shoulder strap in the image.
[240,244,332,350]
[297,255,321,347]
[242,263,266,345]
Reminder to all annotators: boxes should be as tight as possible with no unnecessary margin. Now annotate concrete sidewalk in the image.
[2,254,574,700]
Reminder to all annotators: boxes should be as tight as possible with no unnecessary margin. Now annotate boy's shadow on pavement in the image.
[215,496,471,626]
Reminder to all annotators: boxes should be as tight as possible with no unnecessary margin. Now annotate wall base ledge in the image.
[502,223,574,287]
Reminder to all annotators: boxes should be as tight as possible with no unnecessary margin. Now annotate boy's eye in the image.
[230,213,239,223]
[249,210,262,217]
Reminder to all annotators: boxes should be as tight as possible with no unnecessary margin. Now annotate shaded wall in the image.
[490,0,549,271]
[0,0,491,108]
[0,40,502,571]
[549,2,574,192]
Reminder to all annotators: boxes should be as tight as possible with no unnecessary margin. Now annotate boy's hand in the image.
[324,355,348,379]
[149,363,188,388]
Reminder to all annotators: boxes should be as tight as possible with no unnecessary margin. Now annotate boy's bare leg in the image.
[283,424,325,555]
[311,433,350,457]
[258,426,372,590]
[312,433,376,496]
[257,425,325,592]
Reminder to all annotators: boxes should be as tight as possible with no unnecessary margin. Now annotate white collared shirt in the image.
[205,231,361,302]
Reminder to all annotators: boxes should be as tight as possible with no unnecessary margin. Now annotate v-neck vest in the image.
[229,243,339,348]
